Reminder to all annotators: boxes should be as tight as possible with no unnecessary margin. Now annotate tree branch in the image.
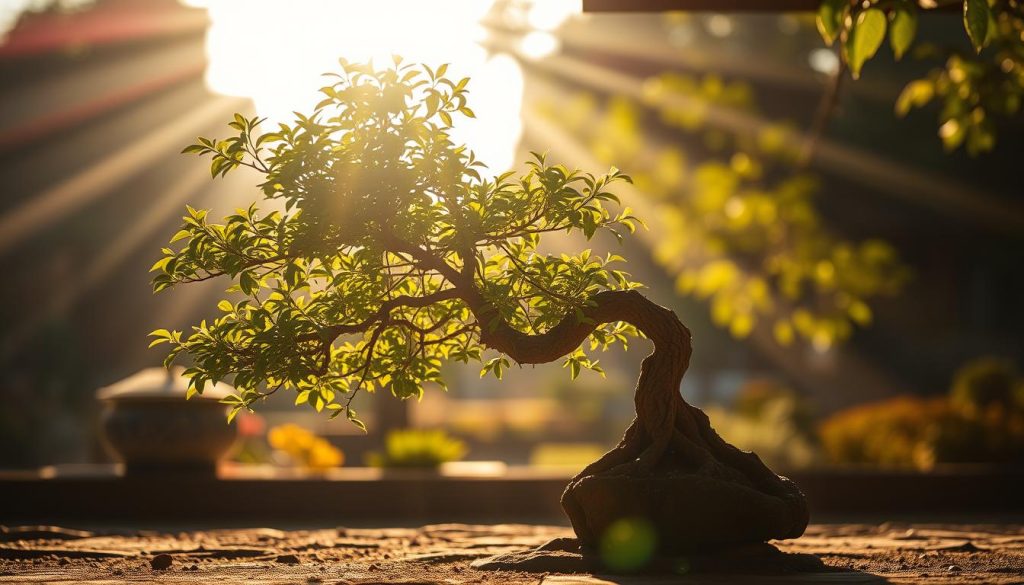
[465,289,685,365]
[302,288,462,342]
[379,232,466,285]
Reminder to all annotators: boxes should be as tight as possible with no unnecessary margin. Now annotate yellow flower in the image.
[268,424,344,470]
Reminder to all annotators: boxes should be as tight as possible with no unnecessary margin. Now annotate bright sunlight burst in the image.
[181,0,580,171]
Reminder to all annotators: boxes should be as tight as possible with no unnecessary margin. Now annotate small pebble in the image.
[275,554,300,564]
[948,565,962,572]
[150,553,173,571]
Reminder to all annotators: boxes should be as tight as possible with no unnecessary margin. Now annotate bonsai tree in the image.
[151,59,807,553]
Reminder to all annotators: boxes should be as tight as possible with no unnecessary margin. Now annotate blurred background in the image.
[0,0,1021,474]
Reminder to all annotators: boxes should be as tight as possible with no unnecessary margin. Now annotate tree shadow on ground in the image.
[474,538,890,583]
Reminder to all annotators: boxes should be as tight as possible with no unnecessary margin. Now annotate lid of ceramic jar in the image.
[96,367,233,402]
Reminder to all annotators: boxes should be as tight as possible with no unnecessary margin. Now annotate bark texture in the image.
[473,289,809,552]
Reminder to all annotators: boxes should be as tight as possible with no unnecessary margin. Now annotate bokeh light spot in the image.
[599,516,658,572]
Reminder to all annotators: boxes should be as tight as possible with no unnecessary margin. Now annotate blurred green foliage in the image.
[950,355,1024,413]
[367,428,467,468]
[819,0,1024,154]
[541,75,907,349]
[819,356,1024,469]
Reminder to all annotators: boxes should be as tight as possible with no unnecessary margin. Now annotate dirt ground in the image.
[1,522,1022,584]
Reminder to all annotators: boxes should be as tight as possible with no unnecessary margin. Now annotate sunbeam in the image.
[513,50,1024,233]
[0,95,245,255]
[1,164,212,356]
[186,0,546,171]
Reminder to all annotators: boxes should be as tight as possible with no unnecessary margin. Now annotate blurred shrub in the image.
[530,442,606,469]
[267,423,344,470]
[819,396,947,469]
[949,357,1024,415]
[820,357,1024,469]
[367,428,467,469]
[705,379,820,470]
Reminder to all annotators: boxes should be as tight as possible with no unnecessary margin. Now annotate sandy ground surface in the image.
[0,522,1022,584]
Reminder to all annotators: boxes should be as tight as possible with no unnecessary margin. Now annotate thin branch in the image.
[499,243,577,304]
[420,323,478,346]
[799,56,847,167]
[379,231,466,285]
[298,288,461,343]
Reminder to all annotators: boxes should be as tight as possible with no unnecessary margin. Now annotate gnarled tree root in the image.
[557,294,808,555]
[561,404,809,553]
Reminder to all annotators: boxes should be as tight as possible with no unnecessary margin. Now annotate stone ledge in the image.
[1,466,1021,524]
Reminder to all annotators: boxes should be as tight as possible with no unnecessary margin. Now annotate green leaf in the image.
[479,356,509,380]
[847,9,887,79]
[239,271,257,295]
[816,0,848,45]
[149,257,172,273]
[895,79,935,116]
[889,5,917,61]
[964,0,990,53]
[347,408,367,433]
[169,229,191,243]
[162,348,181,369]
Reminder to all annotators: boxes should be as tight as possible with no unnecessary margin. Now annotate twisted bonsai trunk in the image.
[386,230,810,552]
[470,289,809,551]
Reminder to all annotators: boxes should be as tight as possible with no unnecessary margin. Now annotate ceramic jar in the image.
[97,367,237,476]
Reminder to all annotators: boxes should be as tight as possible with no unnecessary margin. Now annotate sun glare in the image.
[180,0,579,172]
